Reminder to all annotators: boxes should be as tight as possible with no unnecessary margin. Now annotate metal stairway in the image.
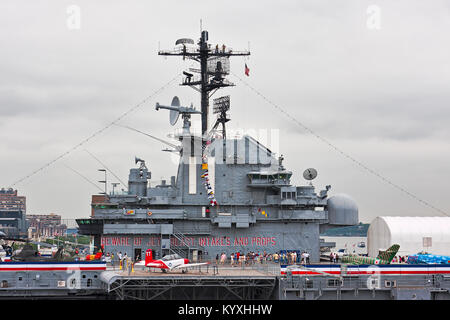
[160,228,205,261]
[169,228,205,260]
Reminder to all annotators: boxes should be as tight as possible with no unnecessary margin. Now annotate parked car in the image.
[333,249,348,258]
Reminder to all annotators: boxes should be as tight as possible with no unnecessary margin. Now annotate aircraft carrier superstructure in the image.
[1,29,450,302]
[76,30,359,263]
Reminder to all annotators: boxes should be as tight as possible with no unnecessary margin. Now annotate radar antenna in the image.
[278,154,285,171]
[155,96,201,134]
[135,156,147,170]
[303,168,318,186]
[158,30,250,147]
[211,95,231,140]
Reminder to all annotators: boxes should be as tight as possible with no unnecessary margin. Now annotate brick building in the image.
[0,188,27,238]
[26,213,67,238]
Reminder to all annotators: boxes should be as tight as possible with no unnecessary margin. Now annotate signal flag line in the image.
[8,73,182,188]
[84,149,128,189]
[232,72,449,217]
[62,163,104,192]
[114,124,180,150]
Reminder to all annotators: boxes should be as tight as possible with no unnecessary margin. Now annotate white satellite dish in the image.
[169,96,180,126]
[303,168,318,181]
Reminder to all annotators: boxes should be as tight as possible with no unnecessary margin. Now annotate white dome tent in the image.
[367,216,450,257]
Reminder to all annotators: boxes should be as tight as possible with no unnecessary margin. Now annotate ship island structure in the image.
[76,30,359,263]
[2,30,450,301]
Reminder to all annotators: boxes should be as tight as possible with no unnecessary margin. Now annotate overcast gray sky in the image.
[0,0,449,224]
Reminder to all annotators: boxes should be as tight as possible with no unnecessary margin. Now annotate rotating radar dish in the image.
[303,168,318,181]
[175,38,194,46]
[169,96,180,126]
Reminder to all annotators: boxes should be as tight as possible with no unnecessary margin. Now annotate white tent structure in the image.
[367,216,450,257]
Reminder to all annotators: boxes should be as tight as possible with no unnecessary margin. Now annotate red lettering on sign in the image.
[233,237,248,246]
[134,238,142,246]
[149,237,159,246]
[271,237,276,246]
[101,235,278,248]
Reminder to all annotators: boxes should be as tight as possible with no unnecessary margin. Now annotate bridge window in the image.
[278,173,291,180]
[281,192,296,199]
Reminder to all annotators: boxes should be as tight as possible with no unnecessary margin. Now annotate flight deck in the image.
[100,264,279,300]
[96,262,450,300]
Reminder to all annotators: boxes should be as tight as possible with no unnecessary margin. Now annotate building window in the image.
[384,280,396,288]
[327,279,342,287]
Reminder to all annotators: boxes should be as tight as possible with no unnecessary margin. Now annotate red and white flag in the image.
[245,63,250,76]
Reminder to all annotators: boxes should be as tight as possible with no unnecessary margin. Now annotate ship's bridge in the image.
[247,170,292,188]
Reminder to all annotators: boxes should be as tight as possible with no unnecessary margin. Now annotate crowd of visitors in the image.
[99,250,412,267]
[215,250,311,266]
